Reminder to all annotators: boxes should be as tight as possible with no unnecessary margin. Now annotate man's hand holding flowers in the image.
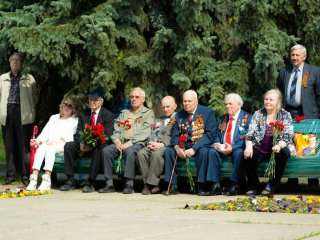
[80,142,92,152]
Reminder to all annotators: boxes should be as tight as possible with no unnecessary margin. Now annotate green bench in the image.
[52,119,320,180]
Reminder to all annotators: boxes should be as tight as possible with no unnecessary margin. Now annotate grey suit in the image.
[137,115,175,186]
[278,63,320,119]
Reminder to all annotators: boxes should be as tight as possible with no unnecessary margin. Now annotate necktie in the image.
[90,111,96,126]
[188,113,193,122]
[225,117,234,145]
[289,69,298,104]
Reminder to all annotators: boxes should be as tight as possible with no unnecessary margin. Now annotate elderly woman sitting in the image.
[244,89,296,197]
[26,96,78,191]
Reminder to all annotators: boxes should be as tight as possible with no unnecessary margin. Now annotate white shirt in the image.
[37,114,78,143]
[92,107,101,125]
[286,63,303,107]
[224,109,240,144]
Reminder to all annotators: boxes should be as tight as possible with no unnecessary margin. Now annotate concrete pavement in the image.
[0,184,319,240]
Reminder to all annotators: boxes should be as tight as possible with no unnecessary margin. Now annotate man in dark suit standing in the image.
[278,44,320,119]
[137,96,177,195]
[212,93,252,195]
[278,44,320,185]
[163,90,218,195]
[60,88,115,192]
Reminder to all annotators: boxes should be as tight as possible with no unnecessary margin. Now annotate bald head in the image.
[161,96,177,117]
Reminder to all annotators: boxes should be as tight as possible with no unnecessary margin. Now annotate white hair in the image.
[291,44,307,56]
[183,90,197,99]
[225,93,243,107]
[130,87,146,98]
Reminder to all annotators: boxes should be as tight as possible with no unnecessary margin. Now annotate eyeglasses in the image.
[62,102,73,109]
[130,95,141,99]
[88,97,102,102]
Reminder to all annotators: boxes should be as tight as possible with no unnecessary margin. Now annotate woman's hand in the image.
[244,146,253,159]
[272,144,281,153]
[30,139,40,146]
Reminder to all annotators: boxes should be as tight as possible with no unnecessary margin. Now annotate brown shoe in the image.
[142,185,151,195]
[150,186,160,194]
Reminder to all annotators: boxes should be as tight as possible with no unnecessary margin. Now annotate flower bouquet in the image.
[0,188,52,199]
[264,120,284,179]
[149,119,161,142]
[178,120,195,192]
[116,120,132,174]
[80,123,107,149]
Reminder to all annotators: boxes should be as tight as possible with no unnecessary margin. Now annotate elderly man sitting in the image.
[137,96,177,195]
[100,87,154,194]
[212,93,252,195]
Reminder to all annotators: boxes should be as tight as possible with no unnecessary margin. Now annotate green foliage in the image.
[0,0,319,123]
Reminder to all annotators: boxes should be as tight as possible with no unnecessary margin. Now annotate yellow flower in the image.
[307,196,315,201]
[262,201,268,206]
[11,193,17,198]
[316,198,320,203]
[208,204,215,210]
[263,197,269,201]
[196,203,201,208]
[306,199,313,204]
[227,203,233,210]
[19,193,25,197]
[290,196,298,201]
[311,149,316,155]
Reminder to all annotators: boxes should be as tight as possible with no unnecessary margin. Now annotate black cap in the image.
[88,88,104,99]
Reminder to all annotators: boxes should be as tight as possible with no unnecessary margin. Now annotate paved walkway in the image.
[0,184,319,240]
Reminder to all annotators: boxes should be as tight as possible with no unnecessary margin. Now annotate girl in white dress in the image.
[26,96,78,190]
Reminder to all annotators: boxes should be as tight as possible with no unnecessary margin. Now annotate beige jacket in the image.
[0,72,38,125]
[112,106,155,147]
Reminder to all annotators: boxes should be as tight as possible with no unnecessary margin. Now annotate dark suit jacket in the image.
[214,110,252,151]
[74,107,116,146]
[170,104,217,150]
[278,63,320,119]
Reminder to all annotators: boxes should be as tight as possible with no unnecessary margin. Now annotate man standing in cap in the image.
[99,87,154,194]
[0,52,38,186]
[60,88,115,192]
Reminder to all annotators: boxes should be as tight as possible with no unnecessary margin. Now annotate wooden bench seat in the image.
[52,119,320,179]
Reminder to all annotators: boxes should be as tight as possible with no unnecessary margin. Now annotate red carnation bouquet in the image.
[80,123,107,149]
[115,120,132,174]
[264,120,285,179]
[295,115,305,123]
[178,132,195,192]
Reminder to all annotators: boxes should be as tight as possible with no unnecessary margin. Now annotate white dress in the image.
[32,114,78,171]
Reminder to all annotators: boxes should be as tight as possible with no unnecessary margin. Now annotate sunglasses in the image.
[62,102,73,109]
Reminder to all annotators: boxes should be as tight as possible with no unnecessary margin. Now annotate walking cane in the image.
[165,155,178,196]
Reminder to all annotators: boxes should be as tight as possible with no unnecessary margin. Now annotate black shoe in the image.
[60,180,75,191]
[2,176,16,185]
[123,184,134,194]
[208,184,222,196]
[162,185,179,195]
[198,189,209,196]
[225,184,240,196]
[21,176,30,187]
[82,183,95,193]
[98,184,115,193]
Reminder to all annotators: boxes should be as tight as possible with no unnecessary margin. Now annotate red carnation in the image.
[269,122,274,126]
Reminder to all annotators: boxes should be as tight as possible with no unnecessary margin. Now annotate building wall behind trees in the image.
[0,0,319,127]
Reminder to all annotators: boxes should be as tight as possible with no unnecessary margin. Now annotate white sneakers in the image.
[26,174,38,191]
[38,174,51,191]
[26,174,51,191]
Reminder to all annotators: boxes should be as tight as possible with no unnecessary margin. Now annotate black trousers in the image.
[64,141,102,183]
[245,147,290,192]
[2,104,32,178]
